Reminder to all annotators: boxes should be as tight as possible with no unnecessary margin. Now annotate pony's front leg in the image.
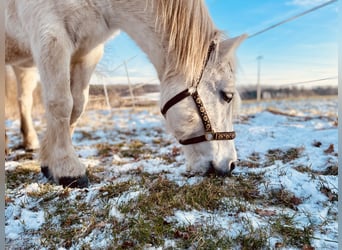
[36,39,88,188]
[12,66,40,151]
[69,44,104,135]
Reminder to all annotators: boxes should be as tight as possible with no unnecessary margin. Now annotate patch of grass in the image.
[41,202,88,248]
[9,151,36,161]
[78,130,101,141]
[40,187,116,248]
[6,162,41,189]
[86,167,104,184]
[234,174,264,201]
[160,147,181,164]
[173,225,235,249]
[120,140,152,159]
[239,152,261,168]
[283,147,304,163]
[270,214,314,247]
[265,149,283,164]
[96,143,115,157]
[319,165,338,176]
[26,184,56,199]
[266,147,304,165]
[294,163,338,179]
[238,229,268,250]
[267,188,303,210]
[95,141,154,161]
[37,180,140,248]
[112,173,264,248]
[116,214,173,248]
[172,216,268,249]
[98,181,136,200]
[294,165,313,174]
[135,175,261,213]
[240,147,304,169]
[319,184,338,202]
[293,164,319,181]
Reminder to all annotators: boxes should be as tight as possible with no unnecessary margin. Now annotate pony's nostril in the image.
[230,162,236,171]
[205,161,216,176]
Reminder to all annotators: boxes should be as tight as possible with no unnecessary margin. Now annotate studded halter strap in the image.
[161,42,236,145]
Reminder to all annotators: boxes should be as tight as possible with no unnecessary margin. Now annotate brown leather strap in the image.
[161,42,216,116]
[179,131,236,145]
[191,90,212,132]
[161,89,190,116]
[213,131,236,140]
[179,135,207,145]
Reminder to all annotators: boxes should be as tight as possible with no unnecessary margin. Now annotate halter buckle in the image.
[205,133,214,141]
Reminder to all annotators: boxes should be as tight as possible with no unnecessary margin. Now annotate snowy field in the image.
[5,97,338,249]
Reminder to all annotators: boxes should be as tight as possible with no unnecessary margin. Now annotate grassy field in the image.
[5,96,338,249]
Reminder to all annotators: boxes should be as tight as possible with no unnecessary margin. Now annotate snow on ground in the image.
[5,97,338,249]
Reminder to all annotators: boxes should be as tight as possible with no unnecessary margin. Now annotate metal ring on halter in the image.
[205,133,214,141]
[161,41,236,145]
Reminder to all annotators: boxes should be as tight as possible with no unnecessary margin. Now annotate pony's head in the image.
[161,35,246,176]
[153,0,246,176]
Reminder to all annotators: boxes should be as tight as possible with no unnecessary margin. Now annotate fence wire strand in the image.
[248,0,337,38]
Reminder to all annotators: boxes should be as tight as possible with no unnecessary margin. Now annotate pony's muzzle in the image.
[206,160,236,177]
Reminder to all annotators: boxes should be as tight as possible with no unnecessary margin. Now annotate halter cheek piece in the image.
[161,42,236,145]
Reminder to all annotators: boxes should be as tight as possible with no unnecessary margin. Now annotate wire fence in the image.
[247,0,337,38]
[91,0,337,108]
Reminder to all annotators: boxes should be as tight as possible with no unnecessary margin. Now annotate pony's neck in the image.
[95,0,216,102]
[97,0,168,81]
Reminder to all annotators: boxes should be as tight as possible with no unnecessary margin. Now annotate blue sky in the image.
[95,0,338,88]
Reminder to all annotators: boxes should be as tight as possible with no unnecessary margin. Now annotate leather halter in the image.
[161,42,236,145]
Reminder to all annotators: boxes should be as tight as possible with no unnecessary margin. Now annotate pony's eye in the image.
[220,91,234,103]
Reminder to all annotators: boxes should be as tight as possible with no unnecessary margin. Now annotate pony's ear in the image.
[219,34,248,59]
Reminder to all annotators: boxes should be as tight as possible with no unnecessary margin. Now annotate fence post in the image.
[94,72,111,111]
[256,55,263,102]
[123,60,136,108]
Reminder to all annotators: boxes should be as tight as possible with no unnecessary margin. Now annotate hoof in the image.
[25,148,39,153]
[59,175,89,188]
[41,166,52,179]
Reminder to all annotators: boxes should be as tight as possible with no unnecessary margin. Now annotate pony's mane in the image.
[151,0,222,85]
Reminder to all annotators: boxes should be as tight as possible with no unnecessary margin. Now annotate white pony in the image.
[5,0,246,188]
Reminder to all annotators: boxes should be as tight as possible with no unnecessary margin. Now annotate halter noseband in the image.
[161,42,236,145]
